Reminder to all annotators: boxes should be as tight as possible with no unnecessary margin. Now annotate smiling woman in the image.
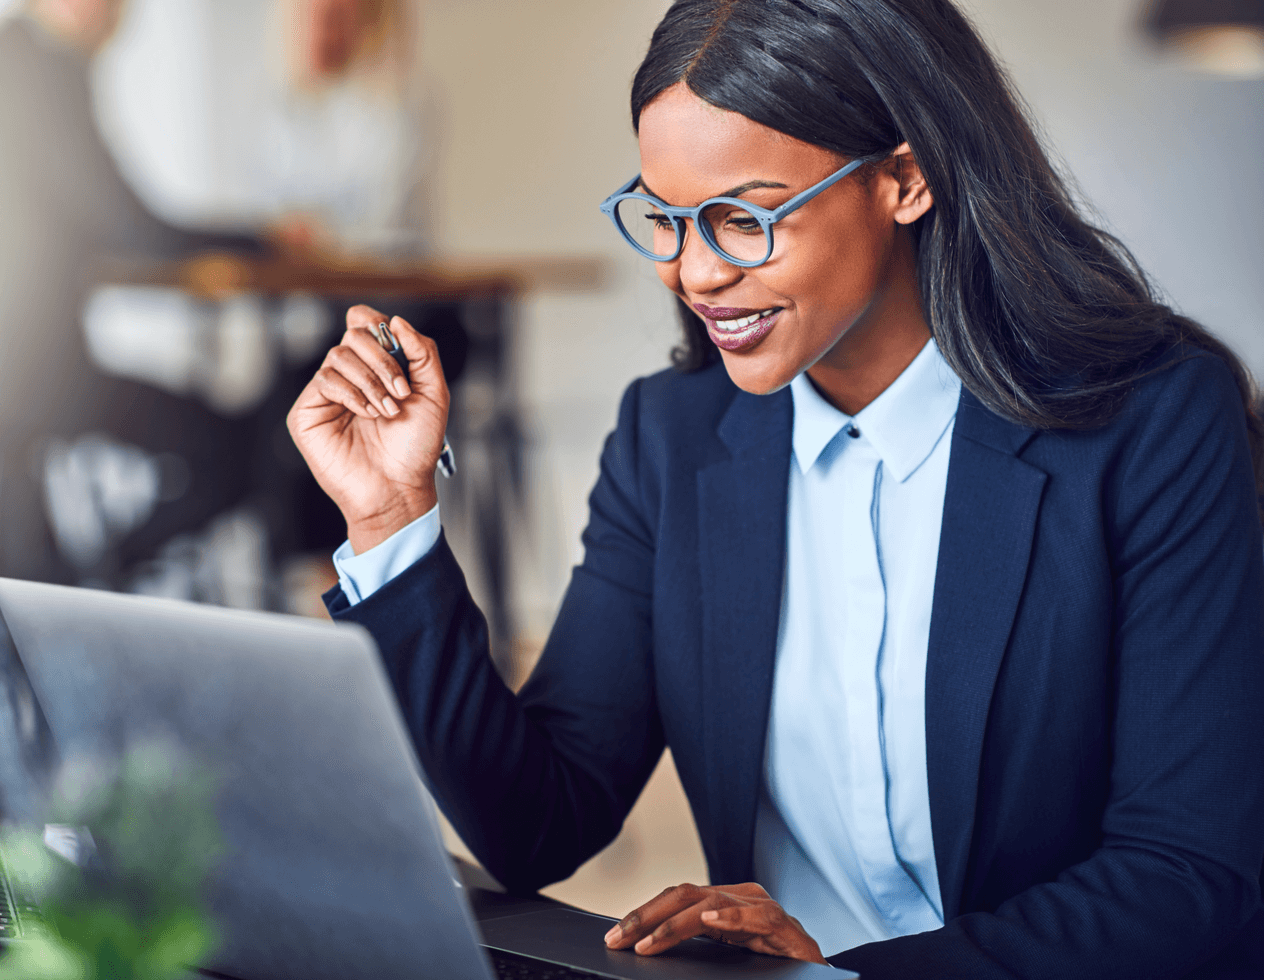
[286,1,1264,978]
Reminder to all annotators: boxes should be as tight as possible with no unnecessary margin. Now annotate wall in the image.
[960,0,1264,374]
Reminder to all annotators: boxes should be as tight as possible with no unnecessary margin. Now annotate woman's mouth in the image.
[694,304,783,353]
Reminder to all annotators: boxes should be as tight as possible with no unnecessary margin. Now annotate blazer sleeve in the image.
[831,354,1264,979]
[326,378,665,894]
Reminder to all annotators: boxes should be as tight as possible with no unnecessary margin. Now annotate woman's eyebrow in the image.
[638,178,790,201]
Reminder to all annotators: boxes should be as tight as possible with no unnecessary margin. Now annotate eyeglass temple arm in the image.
[768,157,870,221]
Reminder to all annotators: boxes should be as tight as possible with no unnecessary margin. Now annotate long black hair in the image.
[632,0,1264,497]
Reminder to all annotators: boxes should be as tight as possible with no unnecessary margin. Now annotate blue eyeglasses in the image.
[598,157,868,269]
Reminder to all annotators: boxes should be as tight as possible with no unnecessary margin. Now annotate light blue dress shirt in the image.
[332,505,442,605]
[753,338,960,953]
[334,339,962,956]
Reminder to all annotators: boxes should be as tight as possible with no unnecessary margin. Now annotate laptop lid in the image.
[0,577,492,980]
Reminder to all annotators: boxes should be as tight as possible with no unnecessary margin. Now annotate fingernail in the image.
[393,377,409,398]
[367,404,380,418]
[382,396,399,416]
[635,937,652,953]
[604,926,621,944]
[701,910,718,922]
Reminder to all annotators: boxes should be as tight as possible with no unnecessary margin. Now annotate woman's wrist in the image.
[346,484,437,555]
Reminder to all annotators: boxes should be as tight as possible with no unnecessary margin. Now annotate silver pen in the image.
[374,321,456,478]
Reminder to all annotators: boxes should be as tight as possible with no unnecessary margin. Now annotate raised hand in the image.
[604,882,828,964]
[287,304,449,554]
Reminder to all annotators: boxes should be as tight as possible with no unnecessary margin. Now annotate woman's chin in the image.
[718,350,798,397]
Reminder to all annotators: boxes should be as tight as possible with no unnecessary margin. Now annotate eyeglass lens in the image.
[613,198,770,264]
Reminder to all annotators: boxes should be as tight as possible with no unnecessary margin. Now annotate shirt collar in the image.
[789,338,962,482]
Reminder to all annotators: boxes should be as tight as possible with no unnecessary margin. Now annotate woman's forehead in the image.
[637,83,841,205]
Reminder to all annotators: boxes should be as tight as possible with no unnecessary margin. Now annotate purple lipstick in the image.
[694,303,783,353]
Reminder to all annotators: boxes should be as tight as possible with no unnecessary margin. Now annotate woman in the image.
[287,0,1264,976]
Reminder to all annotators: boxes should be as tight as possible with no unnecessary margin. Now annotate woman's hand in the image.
[287,305,449,553]
[604,883,828,965]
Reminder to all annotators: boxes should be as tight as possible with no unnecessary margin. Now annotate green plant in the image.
[0,742,221,980]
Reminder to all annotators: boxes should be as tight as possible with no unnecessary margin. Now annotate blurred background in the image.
[0,0,1259,918]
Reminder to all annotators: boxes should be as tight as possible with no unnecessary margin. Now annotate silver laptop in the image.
[0,578,853,980]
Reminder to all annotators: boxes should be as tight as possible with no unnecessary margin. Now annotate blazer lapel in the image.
[927,390,1046,920]
[697,386,793,883]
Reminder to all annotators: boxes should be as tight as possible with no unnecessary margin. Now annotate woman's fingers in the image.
[325,342,402,418]
[343,302,412,395]
[605,883,709,950]
[311,362,381,419]
[699,905,827,964]
[699,905,767,944]
[632,891,727,954]
[388,314,448,408]
[343,305,449,415]
[606,882,768,953]
[342,323,412,402]
[606,882,825,965]
[345,302,390,334]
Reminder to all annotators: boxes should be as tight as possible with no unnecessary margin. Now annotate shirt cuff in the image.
[332,503,441,606]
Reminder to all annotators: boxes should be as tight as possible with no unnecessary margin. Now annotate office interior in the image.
[0,0,1260,922]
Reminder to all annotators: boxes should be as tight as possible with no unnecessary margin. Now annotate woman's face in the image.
[295,0,376,79]
[34,0,124,51]
[637,82,930,397]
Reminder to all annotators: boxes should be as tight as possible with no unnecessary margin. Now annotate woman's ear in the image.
[889,142,934,225]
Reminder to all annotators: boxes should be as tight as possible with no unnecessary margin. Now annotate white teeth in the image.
[713,309,777,332]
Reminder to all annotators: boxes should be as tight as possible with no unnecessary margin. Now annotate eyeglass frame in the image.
[598,156,870,269]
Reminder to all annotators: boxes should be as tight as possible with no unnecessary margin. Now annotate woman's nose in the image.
[674,219,743,296]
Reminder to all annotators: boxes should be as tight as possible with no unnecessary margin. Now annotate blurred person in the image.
[268,0,433,257]
[287,0,1264,978]
[94,0,434,257]
[0,0,263,585]
[291,0,389,82]
[267,0,466,390]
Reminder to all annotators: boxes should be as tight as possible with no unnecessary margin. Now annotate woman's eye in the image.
[723,212,762,234]
[645,213,673,230]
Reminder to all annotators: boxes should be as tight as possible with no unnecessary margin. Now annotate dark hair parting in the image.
[634,0,1264,509]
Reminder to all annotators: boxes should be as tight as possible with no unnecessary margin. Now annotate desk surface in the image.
[97,253,610,300]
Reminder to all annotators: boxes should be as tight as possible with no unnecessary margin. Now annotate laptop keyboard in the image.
[489,948,611,980]
[0,851,48,942]
[0,867,21,940]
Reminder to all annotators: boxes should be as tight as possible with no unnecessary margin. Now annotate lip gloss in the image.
[705,310,781,353]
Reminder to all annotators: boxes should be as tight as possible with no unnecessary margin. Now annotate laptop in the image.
[0,578,853,980]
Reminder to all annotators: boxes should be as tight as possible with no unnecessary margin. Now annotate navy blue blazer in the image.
[329,348,1264,979]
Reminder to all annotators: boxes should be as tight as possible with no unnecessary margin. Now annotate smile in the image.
[712,308,778,332]
[698,307,782,353]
